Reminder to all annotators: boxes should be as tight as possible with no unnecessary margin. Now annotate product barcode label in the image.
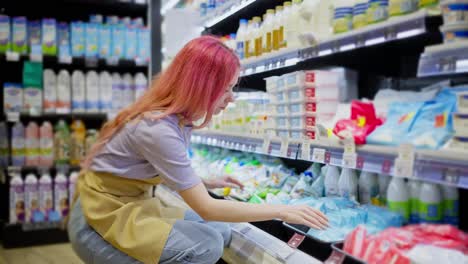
[312,148,326,163]
[301,140,312,160]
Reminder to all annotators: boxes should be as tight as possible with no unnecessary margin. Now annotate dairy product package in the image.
[111,24,126,58]
[27,20,41,54]
[86,71,100,112]
[43,69,57,113]
[99,24,111,59]
[41,18,57,55]
[125,26,137,60]
[72,70,86,112]
[137,27,150,63]
[0,15,10,53]
[12,17,28,54]
[57,70,71,113]
[122,73,134,107]
[57,22,71,58]
[85,23,99,58]
[3,83,23,113]
[99,71,113,112]
[71,21,85,57]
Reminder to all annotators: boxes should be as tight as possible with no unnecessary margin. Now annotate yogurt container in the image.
[290,128,316,140]
[288,99,339,115]
[441,0,468,25]
[274,102,289,114]
[275,128,290,138]
[440,23,468,42]
[265,76,279,93]
[273,114,289,128]
[276,76,287,91]
[457,91,468,112]
[284,70,339,88]
[273,90,289,102]
[289,113,335,128]
[353,2,369,29]
[367,0,389,24]
[287,85,339,101]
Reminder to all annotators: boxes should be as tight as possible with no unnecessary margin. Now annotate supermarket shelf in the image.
[418,42,468,77]
[1,112,108,123]
[2,222,68,249]
[191,131,468,189]
[240,10,439,77]
[204,0,257,28]
[5,165,81,174]
[191,130,301,159]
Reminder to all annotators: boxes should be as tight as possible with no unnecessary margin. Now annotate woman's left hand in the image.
[203,176,244,190]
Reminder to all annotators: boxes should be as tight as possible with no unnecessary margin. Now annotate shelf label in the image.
[287,233,305,248]
[6,51,20,61]
[29,53,43,62]
[301,140,312,160]
[325,151,331,164]
[382,159,392,174]
[341,138,357,168]
[356,156,364,170]
[394,144,415,177]
[262,136,272,154]
[280,137,289,157]
[444,169,460,185]
[324,250,345,264]
[6,112,20,122]
[312,148,326,163]
[59,55,72,64]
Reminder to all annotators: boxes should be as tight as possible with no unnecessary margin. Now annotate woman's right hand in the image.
[278,204,329,230]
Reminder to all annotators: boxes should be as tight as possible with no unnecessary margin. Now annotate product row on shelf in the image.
[9,168,79,225]
[189,145,467,264]
[0,119,99,168]
[3,62,149,115]
[0,13,150,63]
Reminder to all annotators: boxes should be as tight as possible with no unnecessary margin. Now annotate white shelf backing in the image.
[418,42,468,77]
[191,131,468,189]
[154,185,321,264]
[239,10,432,77]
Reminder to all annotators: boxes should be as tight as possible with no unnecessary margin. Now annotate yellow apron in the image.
[75,170,185,264]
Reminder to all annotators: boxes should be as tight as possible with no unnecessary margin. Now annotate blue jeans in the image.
[68,199,232,264]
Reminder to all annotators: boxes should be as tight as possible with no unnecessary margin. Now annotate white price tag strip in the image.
[262,136,271,154]
[6,51,20,61]
[30,54,43,62]
[6,112,20,122]
[312,148,326,163]
[301,140,311,160]
[280,137,289,157]
[394,144,415,177]
[444,169,460,185]
[59,55,72,64]
[342,152,357,168]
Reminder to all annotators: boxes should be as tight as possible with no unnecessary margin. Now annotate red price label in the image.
[268,145,273,155]
[288,233,305,248]
[357,156,364,169]
[325,152,331,163]
[382,160,392,174]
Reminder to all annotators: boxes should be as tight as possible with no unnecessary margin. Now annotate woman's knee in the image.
[210,222,232,247]
[196,230,224,263]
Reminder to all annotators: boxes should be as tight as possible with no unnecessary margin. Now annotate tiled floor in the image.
[0,243,83,264]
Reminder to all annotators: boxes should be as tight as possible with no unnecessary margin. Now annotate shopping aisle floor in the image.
[0,243,83,264]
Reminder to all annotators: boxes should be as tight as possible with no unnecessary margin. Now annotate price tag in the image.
[6,112,20,122]
[316,124,328,140]
[280,137,289,157]
[394,144,415,177]
[312,148,326,163]
[342,153,357,168]
[6,51,20,61]
[287,233,305,248]
[356,156,365,169]
[59,55,72,64]
[29,53,43,62]
[325,151,331,163]
[382,159,392,174]
[444,169,460,185]
[262,136,272,154]
[343,137,355,154]
[301,140,312,160]
[324,250,345,264]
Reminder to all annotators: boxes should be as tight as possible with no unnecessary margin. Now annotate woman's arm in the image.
[179,183,328,229]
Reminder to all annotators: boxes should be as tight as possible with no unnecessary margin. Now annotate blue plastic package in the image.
[367,101,424,146]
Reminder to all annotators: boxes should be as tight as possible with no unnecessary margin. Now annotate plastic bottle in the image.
[419,182,443,224]
[333,0,354,34]
[378,174,391,205]
[122,73,135,107]
[57,70,71,113]
[280,2,292,49]
[228,33,237,51]
[324,165,340,197]
[38,170,53,221]
[43,69,57,113]
[134,73,147,102]
[0,122,8,167]
[252,16,262,57]
[262,10,275,54]
[441,185,459,226]
[54,169,69,219]
[408,179,421,224]
[70,120,86,166]
[72,70,87,112]
[24,173,39,223]
[39,121,54,166]
[338,168,358,201]
[25,122,40,166]
[9,172,25,224]
[11,122,25,166]
[387,177,410,223]
[99,71,113,113]
[86,71,100,112]
[285,0,304,49]
[358,171,379,204]
[54,120,71,165]
[389,0,418,17]
[235,19,248,59]
[272,6,284,51]
[112,73,123,111]
[69,171,79,208]
[243,20,253,59]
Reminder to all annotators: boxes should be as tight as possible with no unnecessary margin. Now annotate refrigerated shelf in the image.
[418,42,468,77]
[191,130,468,189]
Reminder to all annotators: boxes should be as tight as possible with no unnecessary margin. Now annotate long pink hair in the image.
[82,36,240,169]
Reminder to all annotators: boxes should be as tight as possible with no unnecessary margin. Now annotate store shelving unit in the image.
[418,43,468,77]
[0,0,160,248]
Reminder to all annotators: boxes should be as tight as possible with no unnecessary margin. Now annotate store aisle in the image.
[0,243,83,264]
